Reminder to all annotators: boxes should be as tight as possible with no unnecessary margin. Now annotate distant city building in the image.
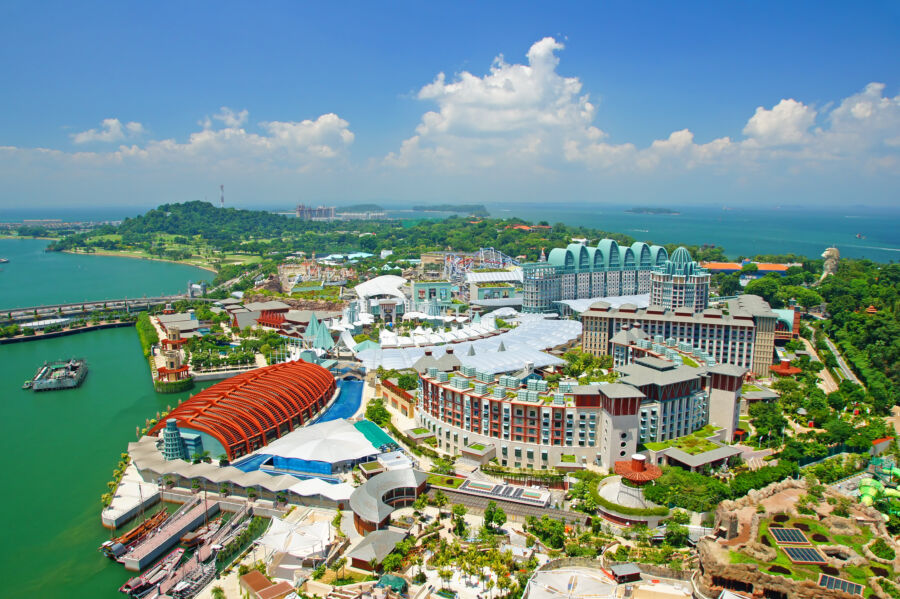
[521,240,668,313]
[296,204,336,221]
[649,246,710,312]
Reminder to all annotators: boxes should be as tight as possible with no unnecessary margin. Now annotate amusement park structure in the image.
[443,247,519,281]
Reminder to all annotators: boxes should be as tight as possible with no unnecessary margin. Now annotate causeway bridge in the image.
[2,295,214,322]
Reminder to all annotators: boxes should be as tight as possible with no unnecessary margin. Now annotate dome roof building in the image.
[649,246,710,312]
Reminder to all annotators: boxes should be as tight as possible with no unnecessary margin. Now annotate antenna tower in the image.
[220,185,225,208]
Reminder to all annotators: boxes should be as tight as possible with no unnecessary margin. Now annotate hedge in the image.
[594,492,669,517]
[154,377,195,394]
[136,312,159,357]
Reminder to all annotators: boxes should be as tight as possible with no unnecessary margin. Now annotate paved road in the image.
[822,335,862,386]
[1,295,204,319]
[801,337,838,393]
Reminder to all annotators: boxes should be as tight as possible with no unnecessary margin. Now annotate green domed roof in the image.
[671,247,692,265]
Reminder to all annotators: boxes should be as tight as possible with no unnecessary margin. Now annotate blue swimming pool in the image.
[315,379,364,423]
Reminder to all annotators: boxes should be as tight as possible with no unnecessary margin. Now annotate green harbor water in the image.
[0,240,217,597]
[0,238,214,309]
[1,327,213,597]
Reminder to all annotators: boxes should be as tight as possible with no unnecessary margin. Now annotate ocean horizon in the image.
[2,202,898,263]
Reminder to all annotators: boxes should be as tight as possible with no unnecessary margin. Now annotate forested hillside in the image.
[819,260,900,408]
[46,201,727,264]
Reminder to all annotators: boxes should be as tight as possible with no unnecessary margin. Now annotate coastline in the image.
[62,249,218,273]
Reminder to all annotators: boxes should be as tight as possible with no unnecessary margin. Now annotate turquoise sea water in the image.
[0,238,214,309]
[485,203,900,262]
[0,327,212,598]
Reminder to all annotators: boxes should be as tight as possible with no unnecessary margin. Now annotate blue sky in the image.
[1,1,898,211]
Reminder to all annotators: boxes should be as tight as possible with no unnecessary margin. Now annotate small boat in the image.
[180,518,221,548]
[855,233,866,239]
[119,548,184,596]
[100,509,169,558]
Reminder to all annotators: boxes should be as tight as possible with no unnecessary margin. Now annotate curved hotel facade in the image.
[522,240,669,313]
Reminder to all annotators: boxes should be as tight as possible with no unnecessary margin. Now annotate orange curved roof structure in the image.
[614,458,662,484]
[149,360,336,459]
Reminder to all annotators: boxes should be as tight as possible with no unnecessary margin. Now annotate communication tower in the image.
[220,184,224,208]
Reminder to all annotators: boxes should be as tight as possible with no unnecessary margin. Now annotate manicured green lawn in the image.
[427,474,464,488]
[468,443,486,451]
[560,454,576,463]
[412,427,430,434]
[645,425,719,454]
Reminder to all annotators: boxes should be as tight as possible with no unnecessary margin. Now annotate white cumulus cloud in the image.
[72,118,145,144]
[386,37,601,170]
[742,99,817,146]
[389,37,900,176]
[19,109,355,173]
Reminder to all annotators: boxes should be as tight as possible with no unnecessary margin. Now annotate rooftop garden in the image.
[427,474,465,489]
[411,427,431,435]
[359,461,383,472]
[560,454,576,463]
[467,443,486,451]
[644,425,719,454]
[680,355,700,368]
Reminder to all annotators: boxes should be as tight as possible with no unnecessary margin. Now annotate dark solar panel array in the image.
[459,480,547,505]
[770,527,808,544]
[783,546,826,564]
[818,574,863,596]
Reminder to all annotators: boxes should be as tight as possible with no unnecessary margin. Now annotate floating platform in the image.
[24,358,88,391]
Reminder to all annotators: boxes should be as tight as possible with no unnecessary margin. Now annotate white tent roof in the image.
[289,478,354,501]
[354,275,407,300]
[257,518,332,559]
[355,314,578,373]
[260,419,379,464]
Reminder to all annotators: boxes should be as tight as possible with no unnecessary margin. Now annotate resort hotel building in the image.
[579,294,777,377]
[521,240,669,313]
[648,246,710,312]
[415,357,745,470]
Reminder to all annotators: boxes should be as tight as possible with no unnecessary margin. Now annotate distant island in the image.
[413,204,489,217]
[335,204,384,213]
[624,207,680,215]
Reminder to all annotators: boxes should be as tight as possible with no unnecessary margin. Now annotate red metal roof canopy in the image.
[148,360,336,459]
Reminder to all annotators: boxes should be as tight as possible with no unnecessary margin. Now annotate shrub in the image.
[871,538,896,561]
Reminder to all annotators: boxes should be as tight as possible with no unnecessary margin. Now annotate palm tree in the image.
[433,490,448,517]
[211,586,226,599]
[335,557,348,580]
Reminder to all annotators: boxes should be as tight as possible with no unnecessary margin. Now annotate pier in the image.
[122,498,220,572]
